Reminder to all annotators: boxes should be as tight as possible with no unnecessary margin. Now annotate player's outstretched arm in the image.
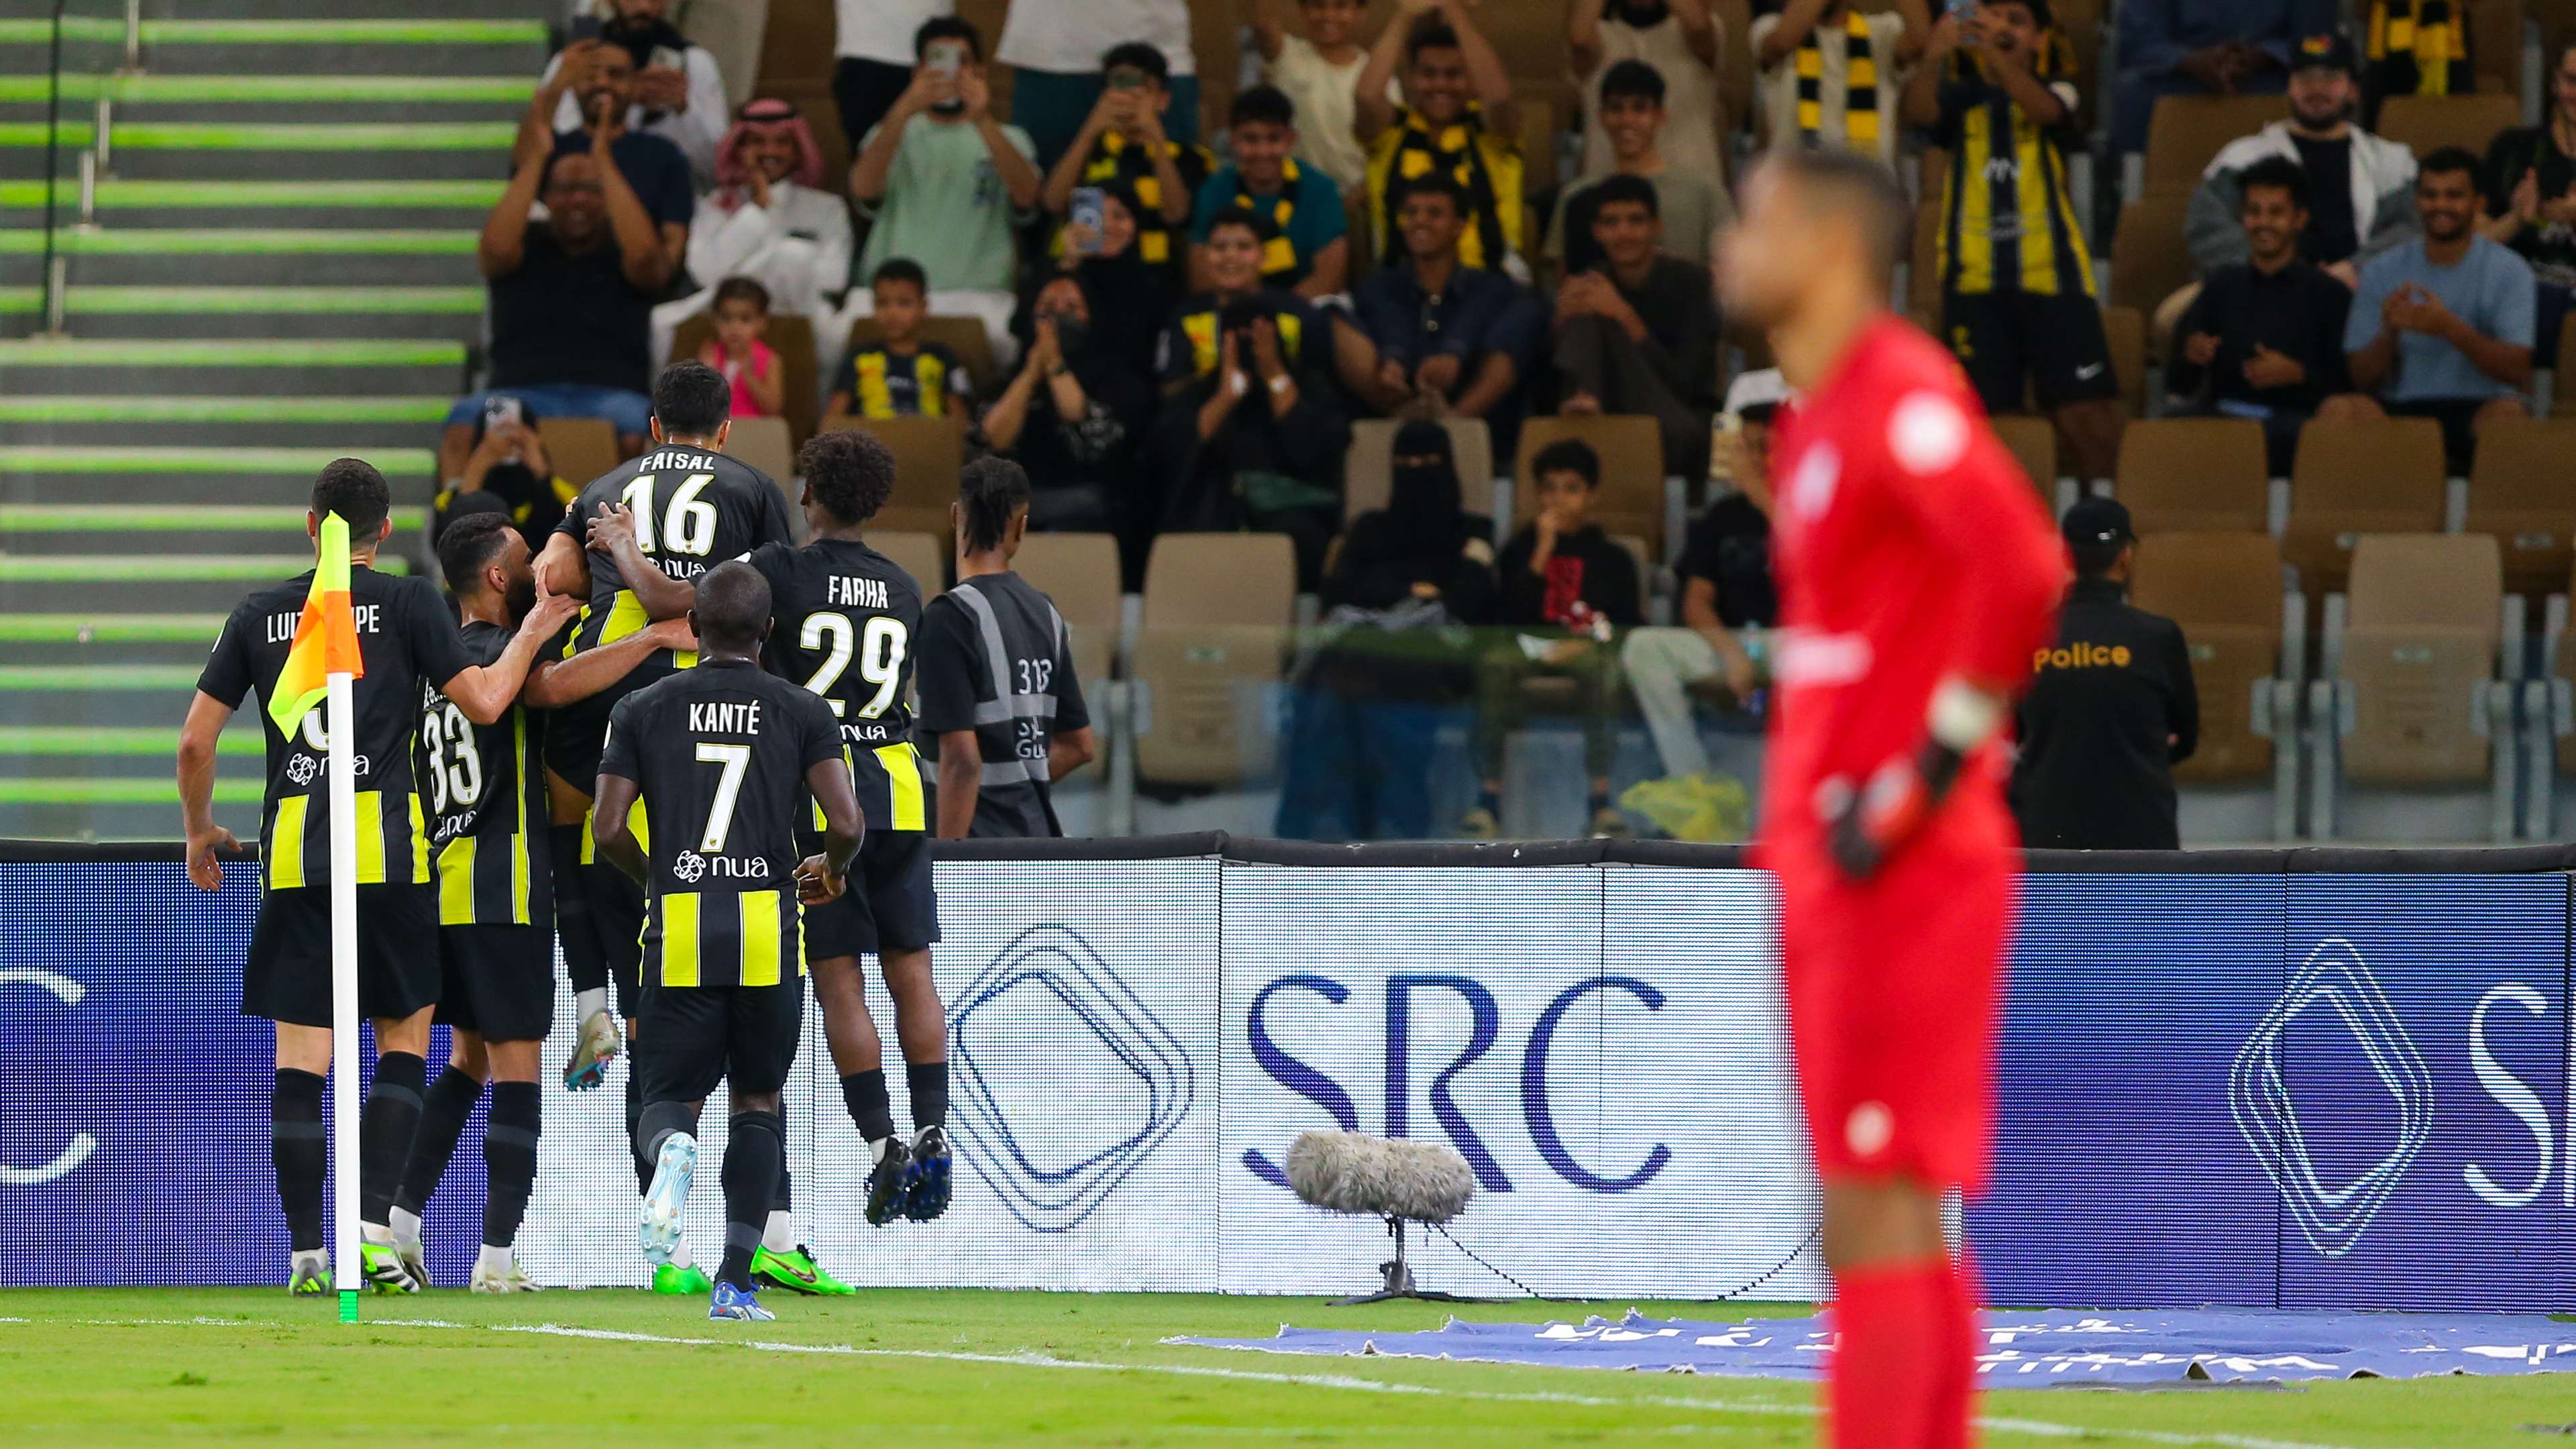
[443,592,582,725]
[584,502,696,621]
[590,771,649,886]
[524,616,696,709]
[176,691,241,892]
[934,729,981,840]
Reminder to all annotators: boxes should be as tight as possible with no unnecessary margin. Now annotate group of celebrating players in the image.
[177,362,1050,1322]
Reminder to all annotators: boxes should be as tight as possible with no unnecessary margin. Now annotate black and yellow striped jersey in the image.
[748,537,929,835]
[197,565,472,892]
[419,619,551,928]
[598,657,843,987]
[835,341,967,420]
[544,444,797,782]
[1931,52,2094,299]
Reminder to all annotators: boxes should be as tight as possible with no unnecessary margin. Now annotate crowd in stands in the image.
[426,0,2576,845]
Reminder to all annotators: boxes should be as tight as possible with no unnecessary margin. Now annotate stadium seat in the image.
[1134,533,1297,784]
[1187,0,1238,137]
[1989,414,2061,503]
[2116,418,2269,534]
[1713,0,1754,131]
[2282,416,2448,598]
[2102,303,2147,412]
[723,415,797,498]
[2469,0,2526,97]
[2375,93,2524,163]
[669,309,820,445]
[2310,533,2516,838]
[2129,533,2300,804]
[835,315,1000,406]
[826,414,961,537]
[2141,95,2288,195]
[1014,532,1124,687]
[2049,0,2107,131]
[2556,315,2576,408]
[2110,193,2196,319]
[1907,194,1943,328]
[869,530,946,603]
[2464,418,2576,599]
[1345,417,1495,522]
[537,416,620,490]
[1514,415,1667,558]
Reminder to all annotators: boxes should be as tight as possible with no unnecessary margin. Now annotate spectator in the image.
[833,0,953,150]
[1000,0,1199,168]
[516,40,693,276]
[1043,43,1216,290]
[2362,0,2473,123]
[2168,158,2355,475]
[1358,3,1527,276]
[1252,0,1379,192]
[825,260,975,438]
[1902,1,2125,483]
[1055,178,1179,381]
[2012,498,2200,852]
[433,409,574,550]
[2112,0,2332,157]
[1552,174,1723,483]
[1750,0,1927,174]
[1464,437,1643,841]
[1190,86,1349,302]
[2330,146,2537,471]
[1570,0,1725,189]
[985,271,1159,574]
[2479,39,2576,364]
[1150,208,1350,589]
[441,142,672,482]
[1548,60,1729,281]
[1277,419,1497,842]
[1351,174,1543,438]
[649,97,853,369]
[840,17,1042,370]
[700,277,787,421]
[1619,381,1782,843]
[2186,32,2416,289]
[538,2,727,182]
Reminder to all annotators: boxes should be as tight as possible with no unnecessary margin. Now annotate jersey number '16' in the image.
[798,614,909,718]
[619,473,719,556]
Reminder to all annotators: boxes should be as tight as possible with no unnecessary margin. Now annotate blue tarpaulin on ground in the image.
[1175,1309,2576,1383]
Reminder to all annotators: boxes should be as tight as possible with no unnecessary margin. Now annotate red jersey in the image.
[1759,316,2065,873]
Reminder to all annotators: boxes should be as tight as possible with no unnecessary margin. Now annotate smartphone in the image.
[566,15,602,42]
[1106,64,1149,92]
[482,394,525,432]
[1069,187,1107,256]
[648,44,684,72]
[926,40,965,78]
[1707,411,1743,486]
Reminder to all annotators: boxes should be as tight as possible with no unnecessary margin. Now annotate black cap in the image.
[2062,496,2134,549]
[2292,30,2357,75]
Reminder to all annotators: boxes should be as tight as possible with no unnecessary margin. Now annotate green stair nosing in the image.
[60,286,488,315]
[0,179,508,208]
[0,18,124,45]
[0,122,515,151]
[0,781,262,806]
[0,727,260,757]
[0,613,230,642]
[0,555,411,582]
[0,338,466,366]
[1,228,479,256]
[0,122,98,148]
[0,664,219,690]
[139,19,551,44]
[0,75,538,105]
[0,505,426,531]
[0,448,439,475]
[0,395,453,423]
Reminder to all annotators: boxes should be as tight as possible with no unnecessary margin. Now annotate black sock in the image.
[272,1069,327,1252]
[905,1061,949,1134]
[718,1110,784,1291]
[552,824,604,994]
[359,1051,427,1226]
[625,1070,651,1193]
[634,1098,697,1177]
[394,1065,483,1218]
[841,1069,895,1144]
[482,1081,541,1250]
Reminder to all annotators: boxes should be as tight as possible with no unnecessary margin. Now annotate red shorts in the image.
[1775,840,2012,1193]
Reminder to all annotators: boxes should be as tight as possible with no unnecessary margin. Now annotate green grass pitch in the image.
[3,1289,2570,1446]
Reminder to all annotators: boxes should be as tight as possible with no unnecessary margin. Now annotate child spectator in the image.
[1571,0,1725,188]
[1465,437,1642,841]
[1252,0,1379,192]
[1042,42,1216,290]
[826,260,975,436]
[700,277,786,420]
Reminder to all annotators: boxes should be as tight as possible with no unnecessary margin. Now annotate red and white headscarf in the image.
[714,97,824,198]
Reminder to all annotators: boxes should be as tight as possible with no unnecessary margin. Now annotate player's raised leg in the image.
[389,1030,488,1287]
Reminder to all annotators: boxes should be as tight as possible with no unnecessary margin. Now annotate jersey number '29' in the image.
[798,614,909,719]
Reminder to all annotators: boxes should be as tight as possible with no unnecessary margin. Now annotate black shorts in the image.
[1943,290,2120,413]
[805,829,942,959]
[543,703,609,796]
[637,980,804,1104]
[434,924,556,1042]
[244,882,439,1028]
[2385,396,2495,474]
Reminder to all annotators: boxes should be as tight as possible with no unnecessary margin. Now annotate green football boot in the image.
[753,1242,857,1295]
[288,1250,329,1295]
[360,1239,421,1294]
[652,1260,713,1295]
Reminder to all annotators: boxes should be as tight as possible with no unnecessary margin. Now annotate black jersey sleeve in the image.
[1051,610,1091,734]
[747,540,797,616]
[599,692,647,782]
[397,574,476,690]
[914,596,982,735]
[754,476,796,553]
[197,603,256,708]
[792,687,845,771]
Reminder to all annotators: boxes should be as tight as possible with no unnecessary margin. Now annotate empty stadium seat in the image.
[1134,533,1297,784]
[2101,303,2147,412]
[2556,319,2576,409]
[670,310,820,445]
[2465,419,2576,598]
[1713,0,1755,131]
[2141,95,2287,193]
[2116,418,2269,534]
[1014,532,1124,687]
[826,414,961,537]
[2469,0,2526,97]
[1990,415,2061,502]
[2310,533,2516,839]
[836,315,1000,404]
[1345,417,1495,522]
[1514,415,1668,558]
[869,530,945,603]
[2129,533,2300,812]
[537,415,621,490]
[2375,93,2524,163]
[2110,193,2196,318]
[723,415,798,498]
[2282,417,2449,597]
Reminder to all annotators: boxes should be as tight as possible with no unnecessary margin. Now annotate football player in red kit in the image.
[1718,149,2066,1446]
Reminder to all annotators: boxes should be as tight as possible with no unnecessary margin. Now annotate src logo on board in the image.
[947,924,1195,1234]
[2227,936,2434,1257]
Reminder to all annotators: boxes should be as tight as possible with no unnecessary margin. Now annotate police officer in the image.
[2011,498,2200,850]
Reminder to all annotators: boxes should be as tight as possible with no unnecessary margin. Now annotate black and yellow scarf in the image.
[2368,1,2469,99]
[1796,8,1880,150]
[1369,101,1521,270]
[1081,129,1203,268]
[1234,158,1303,279]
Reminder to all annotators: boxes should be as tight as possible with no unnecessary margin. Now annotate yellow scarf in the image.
[1234,158,1302,277]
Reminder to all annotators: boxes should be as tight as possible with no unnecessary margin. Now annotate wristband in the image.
[1927,677,2005,753]
[1267,374,1292,396]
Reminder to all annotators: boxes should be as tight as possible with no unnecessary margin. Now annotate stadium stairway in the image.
[0,2,549,840]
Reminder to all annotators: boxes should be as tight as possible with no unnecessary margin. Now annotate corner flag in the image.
[267,512,365,739]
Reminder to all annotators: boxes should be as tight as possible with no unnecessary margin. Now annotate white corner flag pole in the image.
[325,668,362,1324]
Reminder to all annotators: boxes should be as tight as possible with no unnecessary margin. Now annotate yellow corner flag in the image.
[266,511,366,737]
